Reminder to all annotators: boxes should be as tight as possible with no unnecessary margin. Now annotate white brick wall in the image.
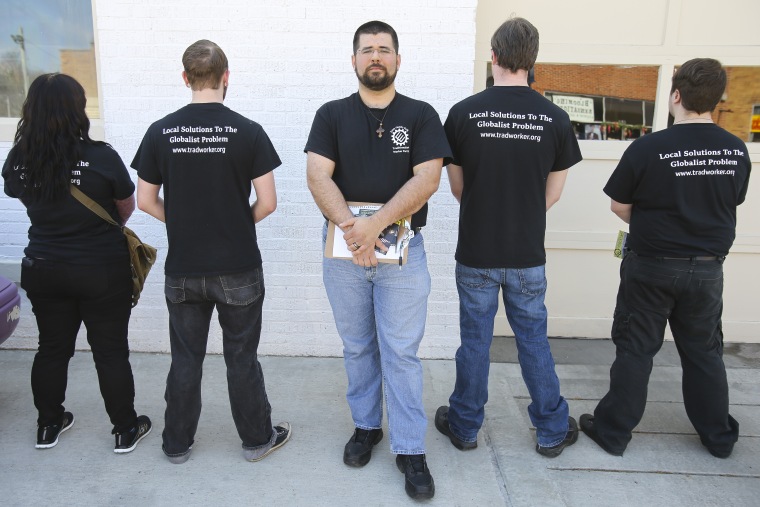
[0,1,477,357]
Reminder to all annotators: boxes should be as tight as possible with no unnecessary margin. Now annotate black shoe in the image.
[706,444,733,459]
[114,415,152,454]
[396,454,435,500]
[244,422,291,461]
[536,416,579,457]
[579,414,624,456]
[36,411,74,449]
[343,427,383,467]
[434,406,477,450]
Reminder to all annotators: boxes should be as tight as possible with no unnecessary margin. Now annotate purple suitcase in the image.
[0,275,21,345]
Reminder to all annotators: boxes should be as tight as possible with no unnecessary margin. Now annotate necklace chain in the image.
[366,105,390,138]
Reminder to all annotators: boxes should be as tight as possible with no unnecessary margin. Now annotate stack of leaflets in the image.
[325,202,412,265]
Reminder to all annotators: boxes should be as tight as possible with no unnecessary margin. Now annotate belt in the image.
[658,256,721,261]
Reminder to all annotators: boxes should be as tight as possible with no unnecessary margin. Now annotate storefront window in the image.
[0,0,98,118]
[534,64,659,140]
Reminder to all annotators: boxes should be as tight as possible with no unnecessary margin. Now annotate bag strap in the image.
[70,184,120,227]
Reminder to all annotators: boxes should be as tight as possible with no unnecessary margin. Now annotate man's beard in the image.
[356,64,397,91]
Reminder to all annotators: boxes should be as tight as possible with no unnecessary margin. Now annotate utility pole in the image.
[11,26,29,97]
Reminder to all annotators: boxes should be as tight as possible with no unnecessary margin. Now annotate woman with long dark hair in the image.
[1,73,151,452]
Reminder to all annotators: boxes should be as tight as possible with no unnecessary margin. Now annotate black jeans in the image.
[21,258,137,432]
[162,268,273,455]
[594,253,739,454]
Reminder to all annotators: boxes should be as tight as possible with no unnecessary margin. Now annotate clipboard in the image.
[325,202,412,265]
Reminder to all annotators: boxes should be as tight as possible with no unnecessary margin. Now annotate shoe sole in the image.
[396,458,435,499]
[343,429,383,467]
[246,422,291,462]
[36,415,75,449]
[114,425,152,454]
[434,407,477,451]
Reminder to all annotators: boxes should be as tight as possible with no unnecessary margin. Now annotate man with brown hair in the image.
[132,40,290,464]
[437,17,582,458]
[581,58,752,458]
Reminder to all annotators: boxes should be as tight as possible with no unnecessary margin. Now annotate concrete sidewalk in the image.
[0,340,758,506]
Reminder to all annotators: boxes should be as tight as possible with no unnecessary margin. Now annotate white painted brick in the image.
[0,0,478,357]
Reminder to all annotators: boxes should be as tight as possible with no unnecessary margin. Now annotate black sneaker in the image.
[396,454,435,500]
[579,414,624,456]
[244,422,291,461]
[536,416,579,457]
[36,412,74,449]
[435,406,477,451]
[343,427,383,467]
[114,415,152,454]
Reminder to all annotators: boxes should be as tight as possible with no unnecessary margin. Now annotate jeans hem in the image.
[354,424,382,431]
[162,444,192,458]
[241,426,277,455]
[391,449,426,455]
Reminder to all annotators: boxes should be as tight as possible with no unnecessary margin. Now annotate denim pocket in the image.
[455,264,490,288]
[164,275,186,304]
[518,267,547,296]
[219,269,263,306]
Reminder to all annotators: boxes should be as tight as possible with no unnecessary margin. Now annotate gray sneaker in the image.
[243,422,291,462]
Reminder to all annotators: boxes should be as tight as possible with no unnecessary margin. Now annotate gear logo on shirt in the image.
[390,126,410,154]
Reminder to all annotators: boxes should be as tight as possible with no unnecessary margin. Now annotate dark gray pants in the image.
[162,268,273,455]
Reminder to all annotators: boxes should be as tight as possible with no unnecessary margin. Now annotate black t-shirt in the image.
[604,123,751,257]
[131,102,281,276]
[444,86,582,268]
[2,142,133,264]
[304,92,452,229]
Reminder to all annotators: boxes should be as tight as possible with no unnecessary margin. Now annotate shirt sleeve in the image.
[1,153,19,198]
[130,128,162,185]
[737,145,752,205]
[105,145,135,199]
[443,108,461,166]
[604,147,637,204]
[249,124,282,180]
[551,119,583,172]
[304,103,337,161]
[411,103,453,168]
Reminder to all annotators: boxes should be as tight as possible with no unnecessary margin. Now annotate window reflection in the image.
[533,64,658,140]
[710,66,759,143]
[0,0,98,118]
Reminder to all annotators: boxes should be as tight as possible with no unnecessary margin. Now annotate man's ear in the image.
[182,71,190,88]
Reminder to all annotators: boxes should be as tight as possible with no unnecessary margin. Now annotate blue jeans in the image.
[449,262,569,447]
[323,229,430,454]
[593,253,739,454]
[162,268,275,457]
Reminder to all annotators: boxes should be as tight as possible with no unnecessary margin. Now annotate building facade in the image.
[1,0,758,356]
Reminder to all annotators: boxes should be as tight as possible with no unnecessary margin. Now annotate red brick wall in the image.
[532,64,658,101]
